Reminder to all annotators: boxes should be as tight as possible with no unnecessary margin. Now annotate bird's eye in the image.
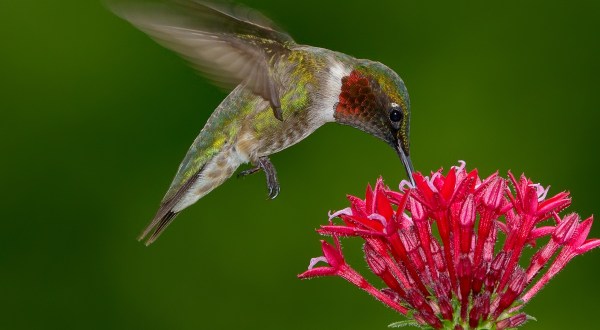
[389,109,403,122]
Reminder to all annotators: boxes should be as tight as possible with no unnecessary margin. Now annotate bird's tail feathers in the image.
[138,211,179,246]
[138,171,202,246]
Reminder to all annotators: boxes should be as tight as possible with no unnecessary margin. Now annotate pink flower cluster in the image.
[299,162,599,329]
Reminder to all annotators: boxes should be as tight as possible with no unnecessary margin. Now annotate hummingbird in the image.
[111,0,415,245]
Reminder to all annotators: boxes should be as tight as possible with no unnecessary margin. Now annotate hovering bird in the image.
[111,0,415,245]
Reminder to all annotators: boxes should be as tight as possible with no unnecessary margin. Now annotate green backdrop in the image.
[1,1,599,329]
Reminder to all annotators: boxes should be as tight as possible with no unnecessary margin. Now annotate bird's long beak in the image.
[395,144,415,186]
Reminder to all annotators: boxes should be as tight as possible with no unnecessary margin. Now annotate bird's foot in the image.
[238,156,280,199]
[259,157,280,199]
[238,167,261,177]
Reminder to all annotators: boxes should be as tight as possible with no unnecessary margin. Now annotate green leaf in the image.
[388,320,422,328]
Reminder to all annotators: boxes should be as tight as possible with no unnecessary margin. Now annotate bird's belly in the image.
[172,146,244,212]
[258,127,313,155]
[235,115,319,162]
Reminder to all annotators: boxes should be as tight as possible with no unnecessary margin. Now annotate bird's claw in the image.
[238,156,280,199]
[237,167,260,178]
[258,156,280,199]
[265,174,280,199]
[267,182,280,199]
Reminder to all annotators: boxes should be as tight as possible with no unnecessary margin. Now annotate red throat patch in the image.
[336,70,377,116]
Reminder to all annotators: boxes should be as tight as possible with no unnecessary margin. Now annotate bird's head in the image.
[334,61,414,184]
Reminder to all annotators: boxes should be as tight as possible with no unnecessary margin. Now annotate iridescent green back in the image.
[162,86,261,201]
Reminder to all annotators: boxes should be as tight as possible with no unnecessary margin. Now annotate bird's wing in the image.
[110,0,295,110]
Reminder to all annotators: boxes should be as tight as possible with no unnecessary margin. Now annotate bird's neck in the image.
[307,57,353,125]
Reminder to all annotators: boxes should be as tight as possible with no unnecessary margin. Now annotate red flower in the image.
[299,162,600,329]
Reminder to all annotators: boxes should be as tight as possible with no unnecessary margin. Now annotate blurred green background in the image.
[1,0,599,329]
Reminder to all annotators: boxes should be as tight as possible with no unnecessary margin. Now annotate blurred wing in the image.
[110,0,295,110]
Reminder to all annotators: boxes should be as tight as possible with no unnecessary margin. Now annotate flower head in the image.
[299,162,600,329]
